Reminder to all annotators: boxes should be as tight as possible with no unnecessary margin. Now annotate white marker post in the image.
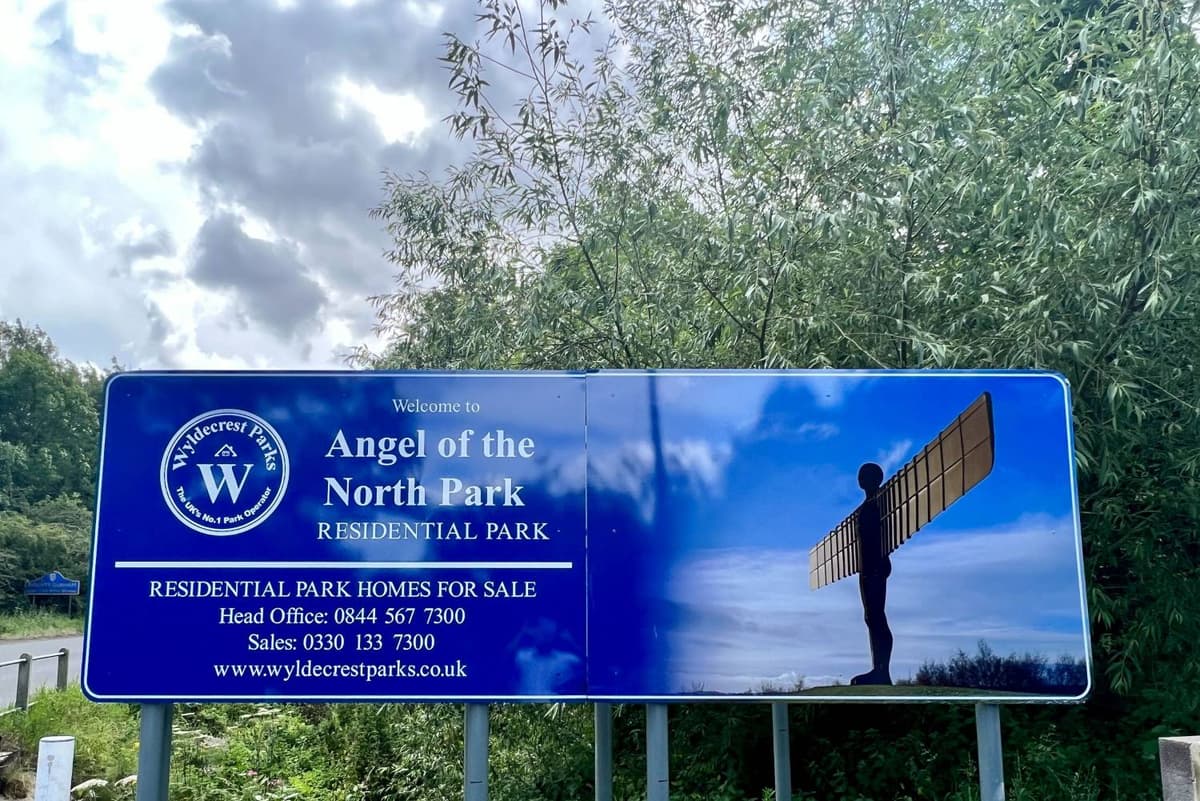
[33,736,75,801]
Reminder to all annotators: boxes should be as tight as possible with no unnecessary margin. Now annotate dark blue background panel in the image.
[84,372,587,701]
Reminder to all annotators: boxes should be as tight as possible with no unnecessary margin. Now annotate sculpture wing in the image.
[809,392,995,590]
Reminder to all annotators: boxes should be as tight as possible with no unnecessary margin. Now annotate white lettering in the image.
[197,463,254,503]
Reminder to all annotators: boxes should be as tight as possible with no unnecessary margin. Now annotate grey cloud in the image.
[117,227,176,266]
[0,164,152,369]
[190,120,375,232]
[141,303,185,369]
[145,0,538,350]
[190,212,327,339]
[151,1,486,261]
[147,33,240,124]
[156,0,479,111]
[146,304,171,346]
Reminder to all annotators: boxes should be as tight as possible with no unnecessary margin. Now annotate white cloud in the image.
[404,0,445,25]
[584,438,734,523]
[334,76,431,144]
[875,438,913,473]
[751,420,840,442]
[0,1,205,366]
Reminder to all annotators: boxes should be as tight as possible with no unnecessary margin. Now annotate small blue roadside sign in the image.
[25,571,81,596]
[84,372,587,702]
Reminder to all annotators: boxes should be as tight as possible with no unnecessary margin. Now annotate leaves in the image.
[366,0,1200,742]
[0,321,105,510]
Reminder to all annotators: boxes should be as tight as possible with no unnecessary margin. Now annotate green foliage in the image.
[170,704,351,801]
[0,686,138,786]
[0,695,1148,800]
[0,321,104,510]
[0,608,82,638]
[173,703,597,801]
[0,321,104,615]
[0,497,92,613]
[319,704,461,800]
[364,0,1200,795]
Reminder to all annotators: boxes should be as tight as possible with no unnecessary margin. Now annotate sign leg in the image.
[594,703,612,801]
[771,703,791,801]
[135,704,173,801]
[975,703,1005,801]
[464,703,489,801]
[646,704,669,801]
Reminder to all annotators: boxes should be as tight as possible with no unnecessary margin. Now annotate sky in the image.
[0,0,494,370]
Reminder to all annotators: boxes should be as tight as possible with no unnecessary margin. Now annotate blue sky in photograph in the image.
[585,371,1088,694]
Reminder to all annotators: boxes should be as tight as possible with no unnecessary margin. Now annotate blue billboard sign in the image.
[84,370,1090,703]
[25,571,81,596]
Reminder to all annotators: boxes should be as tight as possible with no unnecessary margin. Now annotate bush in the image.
[0,498,90,614]
[915,642,1088,696]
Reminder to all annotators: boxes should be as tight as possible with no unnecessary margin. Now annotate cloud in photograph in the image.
[666,514,1087,694]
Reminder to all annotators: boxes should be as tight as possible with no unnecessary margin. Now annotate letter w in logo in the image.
[197,464,254,503]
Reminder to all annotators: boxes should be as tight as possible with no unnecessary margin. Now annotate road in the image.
[0,635,83,707]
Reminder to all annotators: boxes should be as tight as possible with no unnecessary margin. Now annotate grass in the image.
[0,609,83,640]
[0,686,138,799]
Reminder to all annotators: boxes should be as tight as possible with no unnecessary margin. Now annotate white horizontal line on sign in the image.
[113,561,574,570]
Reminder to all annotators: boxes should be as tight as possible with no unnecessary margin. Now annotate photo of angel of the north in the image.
[585,371,1092,701]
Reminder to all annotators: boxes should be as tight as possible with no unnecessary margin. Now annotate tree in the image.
[367,0,1200,793]
[0,321,103,508]
[0,321,102,609]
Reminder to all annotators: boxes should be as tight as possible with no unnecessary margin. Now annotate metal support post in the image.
[15,653,31,710]
[135,704,173,801]
[771,703,791,801]
[465,703,489,801]
[646,704,669,801]
[56,648,69,691]
[975,703,1005,801]
[594,703,613,801]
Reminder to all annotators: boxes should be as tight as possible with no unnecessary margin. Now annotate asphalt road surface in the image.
[0,635,83,708]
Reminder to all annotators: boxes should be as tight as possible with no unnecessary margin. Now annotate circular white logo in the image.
[159,409,289,536]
